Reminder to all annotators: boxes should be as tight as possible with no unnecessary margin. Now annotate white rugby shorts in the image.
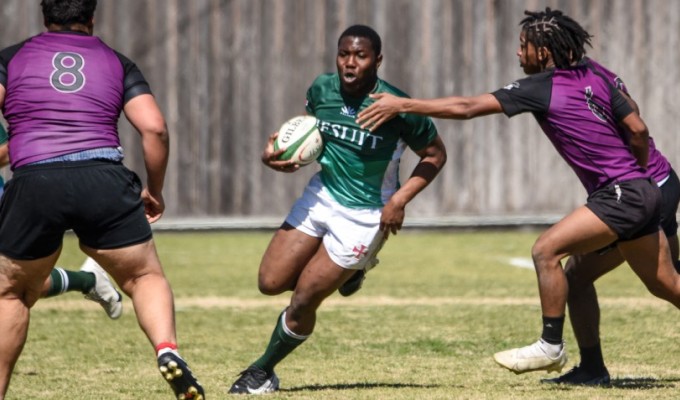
[285,173,386,270]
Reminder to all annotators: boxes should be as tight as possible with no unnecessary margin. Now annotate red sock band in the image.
[155,342,177,353]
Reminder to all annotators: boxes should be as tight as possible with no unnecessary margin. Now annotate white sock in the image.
[539,339,563,357]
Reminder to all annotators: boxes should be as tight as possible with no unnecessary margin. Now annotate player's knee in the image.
[257,275,289,296]
[288,295,316,317]
[531,240,558,272]
[258,285,287,296]
[257,280,282,296]
[289,286,329,315]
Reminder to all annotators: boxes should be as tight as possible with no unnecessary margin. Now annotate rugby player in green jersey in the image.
[228,25,447,394]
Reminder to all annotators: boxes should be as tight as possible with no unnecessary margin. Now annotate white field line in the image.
[33,294,673,312]
[508,257,534,269]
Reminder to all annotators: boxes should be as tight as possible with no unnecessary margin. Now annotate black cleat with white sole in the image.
[228,365,279,395]
[338,269,365,297]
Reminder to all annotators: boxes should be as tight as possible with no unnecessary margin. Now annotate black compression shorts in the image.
[0,160,153,260]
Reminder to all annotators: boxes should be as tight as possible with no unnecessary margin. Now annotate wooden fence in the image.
[0,0,678,220]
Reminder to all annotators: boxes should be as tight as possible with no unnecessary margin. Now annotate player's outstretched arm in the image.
[261,131,299,173]
[380,135,447,236]
[357,93,504,131]
[123,93,169,223]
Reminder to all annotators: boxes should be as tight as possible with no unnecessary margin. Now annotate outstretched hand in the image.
[356,92,404,131]
[261,131,299,173]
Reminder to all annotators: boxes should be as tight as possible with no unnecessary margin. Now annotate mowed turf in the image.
[12,230,680,399]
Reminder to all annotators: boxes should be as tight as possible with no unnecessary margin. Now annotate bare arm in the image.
[123,94,169,223]
[615,89,650,168]
[620,111,649,169]
[357,93,504,131]
[381,135,447,236]
[0,144,8,168]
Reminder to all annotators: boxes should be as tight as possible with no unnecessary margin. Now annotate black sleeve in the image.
[490,71,553,117]
[114,51,152,104]
[584,62,635,122]
[611,87,635,122]
[0,41,28,88]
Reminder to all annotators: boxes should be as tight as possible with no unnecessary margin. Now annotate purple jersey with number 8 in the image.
[0,31,149,168]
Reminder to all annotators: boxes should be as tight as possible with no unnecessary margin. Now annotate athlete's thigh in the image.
[80,239,162,286]
[293,244,355,304]
[565,249,625,286]
[618,230,675,287]
[537,205,618,257]
[668,234,679,262]
[0,249,62,307]
[259,224,323,286]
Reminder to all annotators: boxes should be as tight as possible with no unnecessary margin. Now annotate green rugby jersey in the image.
[305,73,438,208]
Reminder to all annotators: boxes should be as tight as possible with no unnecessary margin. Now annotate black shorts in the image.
[659,169,680,238]
[586,177,661,242]
[0,160,153,260]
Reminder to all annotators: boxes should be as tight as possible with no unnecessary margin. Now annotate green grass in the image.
[10,230,680,399]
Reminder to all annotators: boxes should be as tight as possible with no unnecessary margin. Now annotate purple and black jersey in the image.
[586,58,672,185]
[492,58,650,194]
[0,31,152,169]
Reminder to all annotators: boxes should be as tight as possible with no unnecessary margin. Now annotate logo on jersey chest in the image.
[317,119,383,149]
[340,105,357,118]
[584,86,608,122]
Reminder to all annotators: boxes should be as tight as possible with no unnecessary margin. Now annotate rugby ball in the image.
[274,115,323,165]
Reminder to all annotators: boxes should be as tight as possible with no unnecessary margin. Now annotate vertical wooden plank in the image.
[0,0,676,218]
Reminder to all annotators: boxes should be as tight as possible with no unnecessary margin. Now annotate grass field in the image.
[10,230,680,399]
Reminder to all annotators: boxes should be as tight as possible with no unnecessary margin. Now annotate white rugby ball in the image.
[274,115,323,165]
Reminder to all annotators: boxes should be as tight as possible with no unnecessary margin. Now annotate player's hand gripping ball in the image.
[274,115,323,165]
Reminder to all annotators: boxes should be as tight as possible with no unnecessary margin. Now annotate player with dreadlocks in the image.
[356,6,680,380]
[520,8,592,69]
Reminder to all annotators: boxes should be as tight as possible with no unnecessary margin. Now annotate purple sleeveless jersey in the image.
[2,32,129,168]
[493,59,651,194]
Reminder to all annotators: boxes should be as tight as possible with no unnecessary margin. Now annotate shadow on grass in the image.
[283,382,440,392]
[549,377,680,391]
[608,376,680,390]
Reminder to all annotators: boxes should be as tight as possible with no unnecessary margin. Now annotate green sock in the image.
[253,310,308,373]
[45,268,96,298]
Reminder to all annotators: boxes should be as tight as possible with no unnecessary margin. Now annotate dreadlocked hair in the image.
[520,7,593,68]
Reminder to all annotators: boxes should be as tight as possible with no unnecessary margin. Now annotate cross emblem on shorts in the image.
[352,244,368,259]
